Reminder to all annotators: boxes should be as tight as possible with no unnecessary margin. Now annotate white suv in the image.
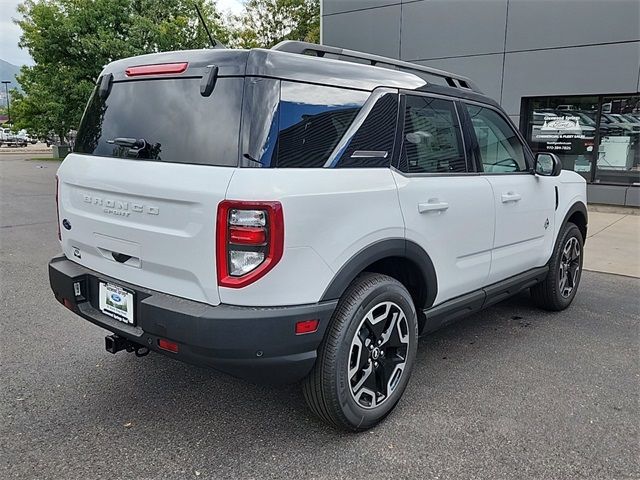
[49,42,587,431]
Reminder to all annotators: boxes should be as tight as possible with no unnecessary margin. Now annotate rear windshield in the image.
[74,78,243,166]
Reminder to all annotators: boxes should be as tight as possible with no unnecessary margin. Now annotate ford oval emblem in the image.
[111,293,122,302]
[62,219,72,230]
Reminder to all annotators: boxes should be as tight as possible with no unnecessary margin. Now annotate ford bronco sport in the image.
[49,41,587,431]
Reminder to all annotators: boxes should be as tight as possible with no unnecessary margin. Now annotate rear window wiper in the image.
[107,137,161,159]
[107,137,146,148]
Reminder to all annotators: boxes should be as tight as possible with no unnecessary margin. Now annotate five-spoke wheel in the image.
[348,301,410,409]
[303,273,418,431]
[558,236,580,298]
[531,221,584,311]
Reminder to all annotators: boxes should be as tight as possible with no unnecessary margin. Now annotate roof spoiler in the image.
[272,41,482,94]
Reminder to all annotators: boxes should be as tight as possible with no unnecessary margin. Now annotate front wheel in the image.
[303,273,418,431]
[531,222,584,311]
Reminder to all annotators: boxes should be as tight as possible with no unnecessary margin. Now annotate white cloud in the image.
[216,0,244,15]
[0,0,33,66]
[0,0,246,66]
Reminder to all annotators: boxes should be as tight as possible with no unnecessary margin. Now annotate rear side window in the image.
[75,78,243,166]
[274,82,368,168]
[333,91,399,168]
[400,95,467,174]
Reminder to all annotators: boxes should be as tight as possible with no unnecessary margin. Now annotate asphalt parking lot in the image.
[1,153,639,479]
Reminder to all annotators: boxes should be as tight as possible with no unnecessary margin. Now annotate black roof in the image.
[100,43,498,107]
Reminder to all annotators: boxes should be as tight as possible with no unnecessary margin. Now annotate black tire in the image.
[531,222,584,311]
[303,272,419,431]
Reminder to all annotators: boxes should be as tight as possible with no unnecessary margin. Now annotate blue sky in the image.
[0,0,245,66]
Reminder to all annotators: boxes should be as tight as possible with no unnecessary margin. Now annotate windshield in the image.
[74,78,243,166]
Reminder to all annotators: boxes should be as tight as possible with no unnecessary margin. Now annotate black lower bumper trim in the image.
[49,255,337,384]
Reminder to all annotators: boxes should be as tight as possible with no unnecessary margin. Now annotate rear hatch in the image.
[57,50,248,305]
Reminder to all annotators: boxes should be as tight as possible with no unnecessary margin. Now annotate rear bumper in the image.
[48,255,337,384]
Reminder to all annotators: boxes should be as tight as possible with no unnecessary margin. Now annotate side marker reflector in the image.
[158,338,179,353]
[295,319,319,335]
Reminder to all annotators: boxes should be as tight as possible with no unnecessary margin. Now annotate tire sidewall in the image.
[551,224,584,308]
[333,279,418,429]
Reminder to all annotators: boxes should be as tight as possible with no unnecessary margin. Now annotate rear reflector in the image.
[158,338,179,353]
[63,298,74,310]
[125,62,188,77]
[295,319,319,335]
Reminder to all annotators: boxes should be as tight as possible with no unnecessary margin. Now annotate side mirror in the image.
[534,152,562,176]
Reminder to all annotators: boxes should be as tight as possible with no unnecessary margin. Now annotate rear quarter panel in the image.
[222,168,404,306]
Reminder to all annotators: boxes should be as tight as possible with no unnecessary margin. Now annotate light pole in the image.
[1,80,11,125]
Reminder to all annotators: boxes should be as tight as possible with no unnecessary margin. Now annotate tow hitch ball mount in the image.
[105,334,150,357]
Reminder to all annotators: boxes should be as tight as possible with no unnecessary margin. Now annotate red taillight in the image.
[216,201,284,288]
[229,226,267,245]
[55,175,61,240]
[125,62,188,77]
[158,338,179,353]
[295,319,319,335]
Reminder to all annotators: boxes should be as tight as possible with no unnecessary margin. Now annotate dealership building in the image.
[321,0,640,206]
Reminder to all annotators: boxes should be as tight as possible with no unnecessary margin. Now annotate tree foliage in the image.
[12,0,228,143]
[231,0,319,49]
[12,0,320,143]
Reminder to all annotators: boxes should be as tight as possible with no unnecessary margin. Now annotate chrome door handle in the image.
[418,201,449,213]
[501,192,522,203]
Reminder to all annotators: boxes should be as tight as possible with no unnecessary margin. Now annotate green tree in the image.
[231,0,319,49]
[12,0,228,144]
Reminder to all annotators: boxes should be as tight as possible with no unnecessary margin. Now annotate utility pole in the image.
[1,81,11,126]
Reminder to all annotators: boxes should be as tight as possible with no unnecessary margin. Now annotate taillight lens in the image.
[55,175,61,240]
[216,201,284,288]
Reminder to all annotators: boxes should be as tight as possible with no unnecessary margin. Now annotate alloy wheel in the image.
[347,301,410,409]
[558,236,581,298]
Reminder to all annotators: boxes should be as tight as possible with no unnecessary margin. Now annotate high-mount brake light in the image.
[125,62,188,77]
[216,201,284,288]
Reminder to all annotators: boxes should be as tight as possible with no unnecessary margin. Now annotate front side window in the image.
[467,105,528,173]
[400,95,467,174]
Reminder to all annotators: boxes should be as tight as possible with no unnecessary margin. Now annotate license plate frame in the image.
[99,282,135,325]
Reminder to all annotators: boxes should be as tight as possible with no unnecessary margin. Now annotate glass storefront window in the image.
[596,96,640,185]
[522,94,640,186]
[523,95,598,181]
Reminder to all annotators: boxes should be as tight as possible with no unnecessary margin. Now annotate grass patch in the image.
[27,156,62,161]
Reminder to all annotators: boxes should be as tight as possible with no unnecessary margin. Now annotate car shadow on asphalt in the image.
[70,291,558,440]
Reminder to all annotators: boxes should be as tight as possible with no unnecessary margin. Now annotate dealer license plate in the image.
[99,282,134,325]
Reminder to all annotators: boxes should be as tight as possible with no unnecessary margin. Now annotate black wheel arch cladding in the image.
[320,238,438,309]
[561,201,588,243]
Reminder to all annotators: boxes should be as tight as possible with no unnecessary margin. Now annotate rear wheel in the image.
[303,273,418,431]
[531,222,584,311]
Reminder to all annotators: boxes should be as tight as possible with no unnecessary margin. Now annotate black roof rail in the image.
[271,40,482,93]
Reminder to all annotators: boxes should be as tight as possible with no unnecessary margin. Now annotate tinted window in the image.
[401,95,466,174]
[334,91,398,168]
[75,78,243,166]
[274,82,368,168]
[467,105,527,173]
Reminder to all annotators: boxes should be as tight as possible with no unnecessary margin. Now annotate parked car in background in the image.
[0,128,27,147]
